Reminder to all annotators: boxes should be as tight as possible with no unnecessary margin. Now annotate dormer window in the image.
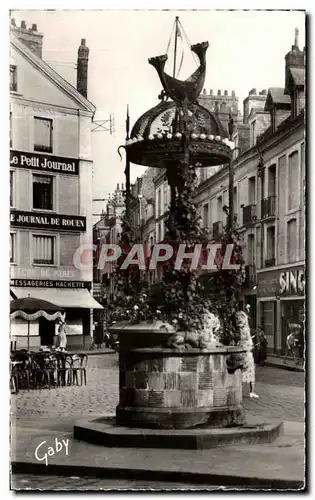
[10,65,17,92]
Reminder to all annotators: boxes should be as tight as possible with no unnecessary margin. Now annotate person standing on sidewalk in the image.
[57,317,67,352]
[235,311,259,399]
[257,326,268,365]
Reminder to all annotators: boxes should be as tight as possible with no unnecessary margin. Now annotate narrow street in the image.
[11,353,305,491]
[11,354,305,423]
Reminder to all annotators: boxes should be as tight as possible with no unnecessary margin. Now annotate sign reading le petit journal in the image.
[10,150,79,175]
[11,211,86,232]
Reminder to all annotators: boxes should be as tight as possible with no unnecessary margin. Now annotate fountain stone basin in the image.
[109,321,247,430]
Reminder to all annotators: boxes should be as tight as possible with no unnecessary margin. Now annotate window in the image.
[287,218,297,263]
[203,203,209,228]
[163,183,168,212]
[217,196,222,222]
[248,176,256,205]
[233,186,237,217]
[33,174,53,210]
[10,65,17,92]
[260,301,276,350]
[266,226,275,261]
[157,188,161,217]
[247,234,255,265]
[34,117,53,153]
[10,233,15,263]
[268,165,276,196]
[288,151,299,209]
[33,235,55,265]
[10,171,14,207]
[301,143,305,206]
[200,168,206,183]
[161,219,164,241]
[233,134,239,159]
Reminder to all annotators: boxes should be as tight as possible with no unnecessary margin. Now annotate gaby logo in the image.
[72,243,241,272]
[35,438,69,466]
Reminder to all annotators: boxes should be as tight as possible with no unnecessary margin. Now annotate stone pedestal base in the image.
[74,416,283,449]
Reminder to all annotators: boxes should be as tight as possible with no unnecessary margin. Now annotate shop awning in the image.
[10,287,103,309]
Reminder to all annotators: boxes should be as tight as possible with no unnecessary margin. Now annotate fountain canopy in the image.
[126,100,233,168]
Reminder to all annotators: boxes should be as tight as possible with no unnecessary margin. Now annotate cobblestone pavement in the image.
[11,354,305,422]
[11,474,224,491]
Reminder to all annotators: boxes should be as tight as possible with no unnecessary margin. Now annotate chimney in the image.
[121,183,124,190]
[210,89,213,95]
[224,90,228,96]
[10,19,43,58]
[249,88,257,96]
[117,183,120,190]
[285,28,305,93]
[77,38,89,99]
[217,89,221,96]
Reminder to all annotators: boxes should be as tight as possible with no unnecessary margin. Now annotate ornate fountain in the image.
[74,18,283,447]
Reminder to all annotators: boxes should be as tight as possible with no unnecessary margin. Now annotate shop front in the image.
[257,264,305,355]
[10,279,103,350]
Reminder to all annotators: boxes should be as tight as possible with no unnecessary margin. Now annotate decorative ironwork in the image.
[261,195,276,219]
[242,204,257,226]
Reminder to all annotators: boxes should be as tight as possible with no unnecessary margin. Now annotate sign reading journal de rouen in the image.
[11,211,86,231]
[10,150,79,175]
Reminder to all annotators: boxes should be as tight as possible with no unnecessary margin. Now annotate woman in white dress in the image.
[57,318,67,352]
[235,311,259,399]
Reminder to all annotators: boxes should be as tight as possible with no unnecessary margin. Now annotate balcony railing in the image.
[261,195,276,220]
[212,221,224,239]
[245,264,256,285]
[242,204,256,226]
[265,257,276,268]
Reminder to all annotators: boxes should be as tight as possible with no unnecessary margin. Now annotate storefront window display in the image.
[280,299,304,357]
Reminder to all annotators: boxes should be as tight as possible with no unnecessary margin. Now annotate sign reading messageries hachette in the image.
[10,150,79,175]
[10,279,92,289]
[10,211,86,231]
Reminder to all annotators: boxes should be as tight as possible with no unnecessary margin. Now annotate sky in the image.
[11,9,305,219]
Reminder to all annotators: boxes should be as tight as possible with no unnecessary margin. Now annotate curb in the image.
[264,361,304,373]
[11,461,304,490]
[68,350,117,356]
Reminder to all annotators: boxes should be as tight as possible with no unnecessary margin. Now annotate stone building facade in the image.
[194,34,305,355]
[10,19,102,350]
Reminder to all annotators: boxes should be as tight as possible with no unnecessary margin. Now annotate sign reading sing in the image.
[11,211,86,232]
[10,150,79,175]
